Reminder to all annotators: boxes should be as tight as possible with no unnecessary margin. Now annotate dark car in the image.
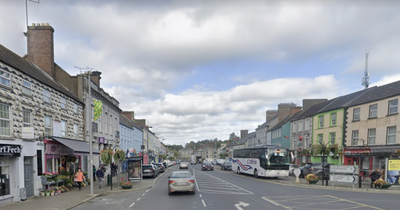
[220,161,232,171]
[201,161,214,171]
[142,164,158,178]
[154,163,165,173]
[302,163,333,179]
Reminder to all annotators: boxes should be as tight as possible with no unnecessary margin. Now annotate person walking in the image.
[370,168,380,188]
[96,166,105,189]
[92,165,96,182]
[75,168,86,191]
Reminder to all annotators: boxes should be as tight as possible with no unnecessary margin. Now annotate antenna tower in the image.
[361,52,370,89]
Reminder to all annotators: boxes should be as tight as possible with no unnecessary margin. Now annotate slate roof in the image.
[120,113,135,128]
[236,131,256,146]
[0,44,83,104]
[256,115,278,131]
[347,80,400,107]
[270,111,302,131]
[292,100,332,121]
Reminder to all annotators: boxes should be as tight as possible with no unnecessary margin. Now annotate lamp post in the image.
[105,144,118,191]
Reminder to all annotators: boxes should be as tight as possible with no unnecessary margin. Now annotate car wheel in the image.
[192,190,196,194]
[168,191,172,195]
[254,169,258,178]
[237,167,240,174]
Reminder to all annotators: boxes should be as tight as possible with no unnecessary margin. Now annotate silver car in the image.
[168,171,195,195]
[179,161,189,169]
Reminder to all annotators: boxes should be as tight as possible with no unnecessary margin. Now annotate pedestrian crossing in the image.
[194,170,254,195]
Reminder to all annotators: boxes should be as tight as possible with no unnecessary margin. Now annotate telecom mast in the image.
[361,52,370,89]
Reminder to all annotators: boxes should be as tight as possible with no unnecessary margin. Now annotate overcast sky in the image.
[2,0,400,146]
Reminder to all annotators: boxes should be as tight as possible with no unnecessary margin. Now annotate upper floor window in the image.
[0,103,11,136]
[305,118,310,130]
[0,69,11,87]
[23,109,31,127]
[22,80,32,95]
[388,99,398,115]
[73,124,79,139]
[61,120,67,137]
[387,126,397,144]
[292,122,297,132]
[317,134,323,144]
[299,120,303,132]
[318,115,324,128]
[330,113,337,126]
[352,130,359,146]
[353,107,360,121]
[330,132,336,145]
[60,98,67,109]
[369,104,377,118]
[73,104,78,114]
[43,90,51,103]
[44,116,52,137]
[368,128,376,145]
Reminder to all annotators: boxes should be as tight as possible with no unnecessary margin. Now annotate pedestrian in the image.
[370,168,380,188]
[96,166,105,189]
[75,168,86,191]
[92,165,96,182]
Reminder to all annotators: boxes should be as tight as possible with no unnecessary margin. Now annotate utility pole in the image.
[74,66,96,195]
[362,51,370,89]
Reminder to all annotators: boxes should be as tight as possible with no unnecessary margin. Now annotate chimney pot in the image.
[46,23,49,26]
[32,23,36,26]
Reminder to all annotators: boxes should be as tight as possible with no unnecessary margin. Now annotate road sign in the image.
[329,174,358,184]
[330,165,359,174]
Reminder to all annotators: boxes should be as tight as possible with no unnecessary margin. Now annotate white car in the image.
[179,162,189,169]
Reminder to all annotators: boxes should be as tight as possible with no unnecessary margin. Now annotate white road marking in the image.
[142,193,145,196]
[202,199,207,207]
[262,196,280,206]
[129,203,135,208]
[136,197,140,201]
[199,194,202,198]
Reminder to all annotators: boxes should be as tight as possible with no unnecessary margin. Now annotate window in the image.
[104,115,108,134]
[98,114,102,132]
[387,126,397,144]
[44,116,52,137]
[292,122,297,133]
[330,113,337,126]
[330,132,336,145]
[318,116,324,128]
[369,104,377,118]
[23,109,31,127]
[60,98,67,109]
[61,120,67,137]
[0,103,11,136]
[22,80,32,95]
[0,158,11,196]
[73,124,78,139]
[73,104,78,114]
[353,108,360,121]
[388,99,398,115]
[305,118,310,130]
[299,120,303,132]
[368,128,376,145]
[0,68,11,87]
[43,90,51,103]
[317,134,323,144]
[352,130,359,146]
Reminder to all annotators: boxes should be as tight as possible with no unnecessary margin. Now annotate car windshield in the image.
[203,161,211,165]
[171,172,191,178]
[224,162,232,165]
[143,165,153,169]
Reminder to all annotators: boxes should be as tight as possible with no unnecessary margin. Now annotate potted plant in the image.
[306,174,319,184]
[45,189,51,196]
[40,190,45,197]
[374,179,392,189]
[120,178,133,189]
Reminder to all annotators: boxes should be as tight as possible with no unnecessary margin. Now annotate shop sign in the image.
[45,143,73,155]
[372,148,396,153]
[344,149,371,155]
[0,144,21,156]
[98,137,105,144]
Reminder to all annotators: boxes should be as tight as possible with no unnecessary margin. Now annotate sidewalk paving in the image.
[0,174,155,210]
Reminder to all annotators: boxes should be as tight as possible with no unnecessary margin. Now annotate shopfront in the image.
[127,157,142,180]
[0,144,21,205]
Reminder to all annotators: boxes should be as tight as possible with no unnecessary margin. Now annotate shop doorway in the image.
[24,157,34,197]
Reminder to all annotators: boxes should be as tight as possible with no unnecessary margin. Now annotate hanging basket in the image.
[100,149,114,165]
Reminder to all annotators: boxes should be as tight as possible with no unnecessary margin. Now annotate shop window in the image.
[46,154,60,173]
[0,158,11,196]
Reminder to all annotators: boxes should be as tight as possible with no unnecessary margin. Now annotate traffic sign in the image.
[330,165,359,174]
[329,174,358,184]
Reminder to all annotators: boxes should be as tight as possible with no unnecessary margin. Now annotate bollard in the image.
[359,175,362,188]
[107,174,111,186]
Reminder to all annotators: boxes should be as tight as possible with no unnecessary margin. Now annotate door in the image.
[24,157,34,197]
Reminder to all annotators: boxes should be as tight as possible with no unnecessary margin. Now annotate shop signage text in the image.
[46,143,73,155]
[0,144,21,156]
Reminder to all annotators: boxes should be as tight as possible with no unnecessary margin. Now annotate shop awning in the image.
[52,137,100,154]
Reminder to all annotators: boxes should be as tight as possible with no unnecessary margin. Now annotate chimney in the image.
[277,103,297,122]
[122,111,135,122]
[240,130,248,139]
[290,106,302,116]
[25,23,55,78]
[266,110,278,122]
[90,71,102,87]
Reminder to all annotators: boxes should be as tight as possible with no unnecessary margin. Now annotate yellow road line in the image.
[262,196,293,210]
[325,195,386,210]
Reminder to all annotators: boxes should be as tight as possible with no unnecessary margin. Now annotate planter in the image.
[40,192,45,197]
[121,185,133,189]
[380,184,392,189]
[46,192,50,196]
[308,180,318,184]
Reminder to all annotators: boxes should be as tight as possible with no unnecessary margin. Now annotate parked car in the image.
[179,162,189,169]
[201,161,214,171]
[302,163,333,179]
[216,159,225,165]
[220,161,232,171]
[299,163,313,178]
[289,164,299,176]
[142,164,158,178]
[154,163,165,173]
[168,171,195,195]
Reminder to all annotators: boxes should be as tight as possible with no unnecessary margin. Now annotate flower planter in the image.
[46,192,50,196]
[308,180,318,184]
[121,185,133,189]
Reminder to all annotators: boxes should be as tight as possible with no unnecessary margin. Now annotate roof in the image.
[270,111,301,131]
[0,44,83,104]
[256,115,278,131]
[292,100,332,121]
[236,131,256,145]
[120,113,135,128]
[347,80,400,107]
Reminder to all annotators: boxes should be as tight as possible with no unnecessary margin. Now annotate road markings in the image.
[129,202,135,208]
[262,196,293,210]
[136,197,140,201]
[325,195,386,210]
[202,199,207,207]
[234,201,249,210]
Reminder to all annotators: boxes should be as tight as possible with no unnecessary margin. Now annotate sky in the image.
[2,0,400,146]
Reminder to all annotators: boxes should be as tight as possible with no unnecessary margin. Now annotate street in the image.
[73,165,400,210]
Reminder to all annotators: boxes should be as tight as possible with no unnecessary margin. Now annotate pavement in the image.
[0,173,155,210]
[2,170,400,210]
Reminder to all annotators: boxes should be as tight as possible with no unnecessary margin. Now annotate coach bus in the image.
[232,145,291,178]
